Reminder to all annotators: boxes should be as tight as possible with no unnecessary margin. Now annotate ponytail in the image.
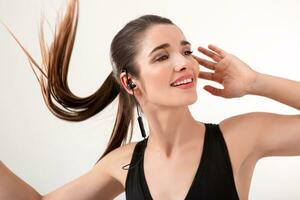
[5,0,135,164]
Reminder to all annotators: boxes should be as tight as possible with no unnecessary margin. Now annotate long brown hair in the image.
[4,0,173,164]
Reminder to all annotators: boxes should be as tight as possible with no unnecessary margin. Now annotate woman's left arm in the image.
[194,44,300,158]
[247,72,300,111]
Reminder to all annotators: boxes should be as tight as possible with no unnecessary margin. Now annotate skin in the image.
[118,24,300,199]
[1,24,300,200]
[120,24,202,157]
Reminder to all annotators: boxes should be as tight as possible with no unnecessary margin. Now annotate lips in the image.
[170,74,194,86]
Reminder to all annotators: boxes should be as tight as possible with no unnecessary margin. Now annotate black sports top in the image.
[124,123,240,200]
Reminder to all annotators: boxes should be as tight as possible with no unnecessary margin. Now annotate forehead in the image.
[140,24,187,54]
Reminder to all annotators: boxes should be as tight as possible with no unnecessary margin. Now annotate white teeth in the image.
[172,78,192,86]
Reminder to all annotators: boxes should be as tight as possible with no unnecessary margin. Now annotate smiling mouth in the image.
[170,78,194,87]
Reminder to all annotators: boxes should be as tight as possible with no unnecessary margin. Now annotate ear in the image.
[119,72,136,94]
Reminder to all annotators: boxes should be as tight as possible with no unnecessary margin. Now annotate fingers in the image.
[207,44,227,57]
[197,46,223,62]
[203,85,224,97]
[198,71,214,81]
[196,44,227,62]
[193,55,216,70]
[198,71,223,85]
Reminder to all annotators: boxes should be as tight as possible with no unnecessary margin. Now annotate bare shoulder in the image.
[218,111,276,146]
[218,111,270,139]
[100,140,140,187]
[100,141,139,167]
[218,112,266,170]
[217,111,300,200]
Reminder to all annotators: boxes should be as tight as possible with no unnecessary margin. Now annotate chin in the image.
[173,95,198,106]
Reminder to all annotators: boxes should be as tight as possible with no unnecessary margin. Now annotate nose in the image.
[174,65,187,72]
[173,53,190,71]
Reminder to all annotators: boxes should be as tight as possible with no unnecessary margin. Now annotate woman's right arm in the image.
[0,147,126,200]
[0,161,42,200]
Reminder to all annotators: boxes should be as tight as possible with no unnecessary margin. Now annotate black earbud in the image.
[127,80,136,90]
[121,67,148,171]
[122,68,146,139]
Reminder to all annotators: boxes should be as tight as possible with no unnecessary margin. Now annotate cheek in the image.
[191,57,199,66]
[191,58,200,72]
[146,70,171,89]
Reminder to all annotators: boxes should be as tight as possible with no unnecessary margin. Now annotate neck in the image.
[142,105,202,158]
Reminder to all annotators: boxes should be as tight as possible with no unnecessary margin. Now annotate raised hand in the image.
[193,44,258,98]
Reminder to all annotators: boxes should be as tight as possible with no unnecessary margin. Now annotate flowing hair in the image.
[3,0,173,164]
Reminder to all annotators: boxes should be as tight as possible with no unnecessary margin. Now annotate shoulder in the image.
[218,111,268,137]
[218,111,300,167]
[217,111,288,157]
[218,111,269,143]
[99,140,140,186]
[101,141,139,165]
[220,111,300,158]
[217,112,267,169]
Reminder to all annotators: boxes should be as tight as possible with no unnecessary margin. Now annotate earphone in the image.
[122,68,146,139]
[127,80,136,90]
[121,68,148,170]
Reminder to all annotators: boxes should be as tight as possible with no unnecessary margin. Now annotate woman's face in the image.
[123,24,200,108]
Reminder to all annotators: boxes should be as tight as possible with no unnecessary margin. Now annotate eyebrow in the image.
[148,40,191,57]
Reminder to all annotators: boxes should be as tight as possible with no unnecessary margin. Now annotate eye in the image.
[155,50,193,62]
[184,50,193,56]
[156,55,169,62]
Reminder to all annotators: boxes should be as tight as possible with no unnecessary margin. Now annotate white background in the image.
[0,0,300,199]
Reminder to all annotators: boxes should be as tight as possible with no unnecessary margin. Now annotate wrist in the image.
[246,71,264,96]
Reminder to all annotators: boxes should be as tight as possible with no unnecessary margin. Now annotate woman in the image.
[1,0,300,199]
